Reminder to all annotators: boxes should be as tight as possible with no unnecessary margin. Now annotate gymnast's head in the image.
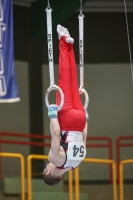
[42,162,62,186]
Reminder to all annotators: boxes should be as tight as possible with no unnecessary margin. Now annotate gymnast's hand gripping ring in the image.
[45,84,64,111]
[79,87,89,110]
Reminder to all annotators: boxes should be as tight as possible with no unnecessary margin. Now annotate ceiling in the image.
[13,0,133,12]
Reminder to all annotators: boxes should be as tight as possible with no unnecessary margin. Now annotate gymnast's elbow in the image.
[51,129,60,138]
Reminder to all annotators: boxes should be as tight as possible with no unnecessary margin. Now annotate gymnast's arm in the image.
[49,118,61,156]
[83,121,88,147]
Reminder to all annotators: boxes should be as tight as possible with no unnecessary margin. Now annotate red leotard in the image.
[56,36,86,132]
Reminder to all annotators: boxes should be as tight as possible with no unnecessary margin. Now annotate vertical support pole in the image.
[29,39,44,175]
[69,170,73,200]
[27,155,32,200]
[112,162,117,200]
[120,163,124,200]
[20,155,25,200]
[75,167,80,200]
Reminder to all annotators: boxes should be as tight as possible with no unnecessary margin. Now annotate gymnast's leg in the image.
[68,43,84,111]
[56,25,73,111]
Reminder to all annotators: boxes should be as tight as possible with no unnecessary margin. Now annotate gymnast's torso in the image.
[57,131,86,169]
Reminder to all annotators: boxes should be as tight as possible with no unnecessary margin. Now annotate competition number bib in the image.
[67,142,86,161]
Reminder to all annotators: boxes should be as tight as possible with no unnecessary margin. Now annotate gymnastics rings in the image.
[79,87,89,110]
[45,84,64,111]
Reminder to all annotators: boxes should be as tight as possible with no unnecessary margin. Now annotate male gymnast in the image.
[42,25,89,186]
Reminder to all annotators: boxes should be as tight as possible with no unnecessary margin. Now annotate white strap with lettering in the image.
[67,141,86,161]
[45,3,64,111]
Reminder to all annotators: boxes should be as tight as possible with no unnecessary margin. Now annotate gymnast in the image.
[42,25,89,186]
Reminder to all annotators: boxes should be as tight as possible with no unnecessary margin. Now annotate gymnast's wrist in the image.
[48,105,58,118]
[85,109,89,121]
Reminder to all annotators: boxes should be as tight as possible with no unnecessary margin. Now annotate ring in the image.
[45,84,64,111]
[79,87,89,109]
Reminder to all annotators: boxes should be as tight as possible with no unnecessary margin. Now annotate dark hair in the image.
[42,171,61,186]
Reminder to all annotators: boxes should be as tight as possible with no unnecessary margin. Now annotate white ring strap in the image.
[45,8,55,85]
[45,5,64,111]
[78,14,84,89]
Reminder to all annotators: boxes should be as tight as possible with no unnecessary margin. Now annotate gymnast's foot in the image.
[57,24,74,44]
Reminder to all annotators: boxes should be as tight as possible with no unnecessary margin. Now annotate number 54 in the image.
[73,145,84,157]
